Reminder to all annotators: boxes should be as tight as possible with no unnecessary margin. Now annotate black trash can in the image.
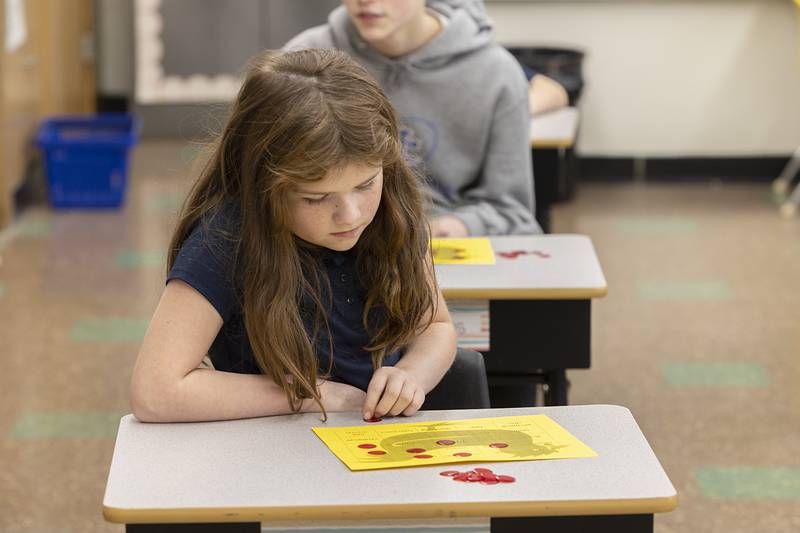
[506,47,586,225]
[507,46,586,106]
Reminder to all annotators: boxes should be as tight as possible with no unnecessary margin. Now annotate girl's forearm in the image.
[132,368,306,422]
[132,368,367,423]
[395,322,457,393]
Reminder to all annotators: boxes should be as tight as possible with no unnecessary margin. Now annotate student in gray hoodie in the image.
[285,0,540,236]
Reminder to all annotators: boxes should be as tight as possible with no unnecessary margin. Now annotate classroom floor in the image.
[0,141,798,532]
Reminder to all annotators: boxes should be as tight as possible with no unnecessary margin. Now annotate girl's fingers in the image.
[363,371,389,419]
[402,388,425,417]
[364,368,425,419]
[373,374,404,417]
[387,381,414,416]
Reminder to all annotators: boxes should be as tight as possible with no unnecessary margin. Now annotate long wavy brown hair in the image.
[167,49,435,416]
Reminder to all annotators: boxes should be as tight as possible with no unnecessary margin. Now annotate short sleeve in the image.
[167,211,241,323]
[520,64,537,81]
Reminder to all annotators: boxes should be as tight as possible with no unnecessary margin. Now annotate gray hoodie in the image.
[285,0,539,235]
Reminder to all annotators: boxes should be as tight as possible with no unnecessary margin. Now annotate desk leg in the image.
[491,514,653,532]
[543,369,568,406]
[531,148,556,234]
[127,523,260,532]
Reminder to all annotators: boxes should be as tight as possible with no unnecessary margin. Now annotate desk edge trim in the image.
[530,139,574,149]
[103,494,678,524]
[441,287,608,299]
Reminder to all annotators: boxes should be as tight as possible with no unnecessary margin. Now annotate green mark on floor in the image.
[639,281,732,301]
[68,318,148,342]
[9,410,126,440]
[115,249,167,269]
[768,191,786,205]
[617,217,697,233]
[149,191,181,212]
[664,361,769,387]
[696,467,800,500]
[180,144,203,163]
[17,219,52,238]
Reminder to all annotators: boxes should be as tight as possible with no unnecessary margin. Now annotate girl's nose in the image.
[333,195,361,225]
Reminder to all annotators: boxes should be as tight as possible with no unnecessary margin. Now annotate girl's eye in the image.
[302,196,326,204]
[357,179,375,191]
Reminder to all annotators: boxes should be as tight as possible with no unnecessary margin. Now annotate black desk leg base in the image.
[127,524,260,532]
[543,369,569,406]
[492,514,653,533]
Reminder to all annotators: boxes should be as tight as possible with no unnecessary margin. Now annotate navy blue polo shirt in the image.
[167,205,401,391]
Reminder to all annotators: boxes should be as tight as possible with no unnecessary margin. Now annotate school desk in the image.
[103,405,676,532]
[530,107,579,150]
[529,106,580,233]
[435,234,607,406]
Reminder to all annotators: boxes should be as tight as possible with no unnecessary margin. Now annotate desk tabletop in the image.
[530,107,579,149]
[435,234,607,300]
[103,405,676,524]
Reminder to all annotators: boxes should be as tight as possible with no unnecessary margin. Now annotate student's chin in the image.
[325,238,359,252]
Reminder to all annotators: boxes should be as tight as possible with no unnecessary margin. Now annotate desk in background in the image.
[103,405,676,532]
[530,107,580,233]
[436,234,606,407]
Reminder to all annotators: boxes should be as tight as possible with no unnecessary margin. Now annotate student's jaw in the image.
[317,223,368,252]
[295,225,365,252]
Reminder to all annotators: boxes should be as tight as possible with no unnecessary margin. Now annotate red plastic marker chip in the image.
[367,450,386,455]
[489,442,509,448]
[365,418,383,423]
[406,448,426,454]
[440,468,516,485]
[453,452,472,457]
[357,444,376,449]
[498,251,524,259]
[414,454,433,459]
[436,439,456,445]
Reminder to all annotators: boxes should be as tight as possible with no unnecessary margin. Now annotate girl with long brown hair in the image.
[130,48,458,422]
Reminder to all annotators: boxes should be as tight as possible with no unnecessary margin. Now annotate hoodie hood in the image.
[328,0,495,71]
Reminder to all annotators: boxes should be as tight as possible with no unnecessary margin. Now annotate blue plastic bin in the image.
[36,113,141,208]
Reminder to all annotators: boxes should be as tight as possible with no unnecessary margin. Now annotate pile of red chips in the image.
[439,467,515,485]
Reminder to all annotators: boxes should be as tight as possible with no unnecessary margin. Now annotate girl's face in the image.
[342,0,427,47]
[287,162,384,251]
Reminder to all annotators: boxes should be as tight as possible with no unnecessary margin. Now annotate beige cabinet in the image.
[0,0,95,230]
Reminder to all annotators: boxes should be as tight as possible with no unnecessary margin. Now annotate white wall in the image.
[487,0,800,157]
[95,0,134,96]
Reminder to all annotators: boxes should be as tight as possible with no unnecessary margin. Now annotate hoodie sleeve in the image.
[449,73,541,236]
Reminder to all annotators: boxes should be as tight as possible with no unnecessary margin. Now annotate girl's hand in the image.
[430,215,469,238]
[363,367,426,420]
[315,380,367,412]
